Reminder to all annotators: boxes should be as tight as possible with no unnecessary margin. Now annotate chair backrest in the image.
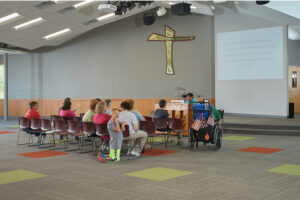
[51,115,63,122]
[41,119,51,131]
[53,120,66,132]
[144,116,153,122]
[95,124,109,136]
[122,125,130,137]
[62,116,73,122]
[30,118,41,130]
[140,121,156,135]
[73,116,82,128]
[82,122,95,135]
[153,118,168,129]
[168,118,184,130]
[80,113,85,119]
[19,117,31,129]
[67,120,80,133]
[73,116,82,123]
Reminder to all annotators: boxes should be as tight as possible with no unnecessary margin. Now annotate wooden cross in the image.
[148,25,195,75]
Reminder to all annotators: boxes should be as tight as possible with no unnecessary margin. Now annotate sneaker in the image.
[130,151,140,157]
[35,137,41,144]
[41,137,48,144]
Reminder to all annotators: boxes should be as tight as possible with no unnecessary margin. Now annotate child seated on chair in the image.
[24,101,47,144]
[107,108,126,162]
[154,99,183,145]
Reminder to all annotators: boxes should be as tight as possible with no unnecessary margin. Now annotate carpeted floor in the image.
[0,119,300,200]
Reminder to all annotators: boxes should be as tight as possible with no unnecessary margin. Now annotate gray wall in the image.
[288,39,300,66]
[0,55,3,63]
[8,14,214,99]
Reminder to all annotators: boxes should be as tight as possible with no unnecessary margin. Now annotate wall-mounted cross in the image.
[148,25,195,75]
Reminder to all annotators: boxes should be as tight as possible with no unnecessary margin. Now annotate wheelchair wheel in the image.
[214,125,222,150]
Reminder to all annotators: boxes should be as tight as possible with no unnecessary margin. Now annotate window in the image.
[0,64,3,99]
[292,71,297,88]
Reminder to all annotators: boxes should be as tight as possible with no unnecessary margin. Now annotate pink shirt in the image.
[59,109,76,118]
[93,113,111,124]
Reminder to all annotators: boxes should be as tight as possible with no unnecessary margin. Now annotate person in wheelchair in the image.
[190,99,222,148]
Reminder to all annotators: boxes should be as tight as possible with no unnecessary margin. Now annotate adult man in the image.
[119,101,148,157]
[185,93,199,104]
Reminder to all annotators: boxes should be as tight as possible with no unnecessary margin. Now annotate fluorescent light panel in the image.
[43,28,71,40]
[97,13,115,21]
[0,12,20,24]
[73,0,95,8]
[14,17,44,30]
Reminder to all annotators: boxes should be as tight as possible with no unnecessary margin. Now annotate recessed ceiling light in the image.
[52,0,67,3]
[0,13,21,24]
[73,0,95,9]
[97,13,115,21]
[43,28,71,40]
[14,17,44,30]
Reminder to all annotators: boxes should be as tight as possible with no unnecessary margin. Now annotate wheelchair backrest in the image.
[193,103,212,120]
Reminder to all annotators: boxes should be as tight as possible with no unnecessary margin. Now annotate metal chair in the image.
[67,120,85,152]
[72,116,82,128]
[40,119,55,148]
[122,125,139,159]
[144,116,153,122]
[28,118,42,147]
[82,122,96,153]
[95,124,110,154]
[169,118,187,144]
[51,119,68,150]
[17,117,31,145]
[80,113,85,119]
[140,120,164,150]
[153,118,170,148]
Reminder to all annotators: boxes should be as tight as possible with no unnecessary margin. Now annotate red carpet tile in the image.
[0,131,16,134]
[18,150,69,158]
[236,147,284,154]
[143,149,178,157]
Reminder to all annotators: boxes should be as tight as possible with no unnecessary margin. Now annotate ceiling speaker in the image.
[143,13,156,26]
[171,3,191,16]
[256,1,270,5]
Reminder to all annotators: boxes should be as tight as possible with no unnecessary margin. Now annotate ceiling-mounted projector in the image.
[98,4,117,12]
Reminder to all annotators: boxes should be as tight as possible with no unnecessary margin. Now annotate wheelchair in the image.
[188,104,223,151]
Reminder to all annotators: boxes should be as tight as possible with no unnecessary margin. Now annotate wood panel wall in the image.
[289,66,300,113]
[0,98,215,117]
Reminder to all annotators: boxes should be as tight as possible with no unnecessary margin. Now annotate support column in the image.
[3,53,8,121]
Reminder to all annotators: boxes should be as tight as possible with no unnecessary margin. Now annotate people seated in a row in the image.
[82,99,101,122]
[119,101,148,157]
[24,101,47,144]
[59,101,76,118]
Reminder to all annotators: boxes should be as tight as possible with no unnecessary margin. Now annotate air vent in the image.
[35,1,55,9]
[58,6,75,14]
[83,19,98,26]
